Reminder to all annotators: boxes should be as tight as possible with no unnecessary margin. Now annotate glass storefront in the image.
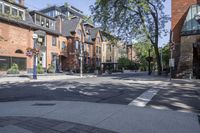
[0,56,27,70]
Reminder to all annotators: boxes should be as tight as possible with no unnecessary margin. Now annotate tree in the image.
[133,41,155,71]
[161,44,170,69]
[118,57,138,70]
[91,0,169,75]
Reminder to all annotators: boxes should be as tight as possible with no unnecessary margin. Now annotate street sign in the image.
[169,58,175,67]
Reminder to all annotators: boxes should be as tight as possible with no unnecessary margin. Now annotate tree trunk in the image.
[154,44,162,75]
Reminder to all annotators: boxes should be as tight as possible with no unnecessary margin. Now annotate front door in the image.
[193,42,200,79]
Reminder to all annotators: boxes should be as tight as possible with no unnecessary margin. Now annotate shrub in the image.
[7,63,20,74]
[37,64,44,74]
[47,64,55,73]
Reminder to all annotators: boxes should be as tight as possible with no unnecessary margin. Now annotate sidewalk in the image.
[0,74,97,84]
[0,101,199,133]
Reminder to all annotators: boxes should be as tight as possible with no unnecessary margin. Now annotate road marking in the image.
[129,89,159,107]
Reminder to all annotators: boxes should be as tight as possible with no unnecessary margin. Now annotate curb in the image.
[0,75,98,85]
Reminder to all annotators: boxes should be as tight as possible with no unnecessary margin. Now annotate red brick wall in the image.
[172,0,200,43]
[0,22,34,69]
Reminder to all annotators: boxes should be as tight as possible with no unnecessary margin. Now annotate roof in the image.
[0,11,60,35]
[29,10,56,20]
[62,17,81,37]
[90,28,101,39]
[1,0,27,9]
[39,5,61,13]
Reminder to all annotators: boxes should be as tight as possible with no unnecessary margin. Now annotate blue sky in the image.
[25,0,171,46]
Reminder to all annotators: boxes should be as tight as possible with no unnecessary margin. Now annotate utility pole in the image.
[80,42,83,77]
[148,49,151,75]
[160,47,163,72]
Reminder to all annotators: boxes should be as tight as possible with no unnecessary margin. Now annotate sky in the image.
[25,0,171,46]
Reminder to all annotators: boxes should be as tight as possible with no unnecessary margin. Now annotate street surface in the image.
[0,72,199,133]
[0,72,199,113]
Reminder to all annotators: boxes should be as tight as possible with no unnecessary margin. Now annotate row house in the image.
[40,5,103,72]
[0,0,67,73]
[101,32,127,71]
[0,0,104,73]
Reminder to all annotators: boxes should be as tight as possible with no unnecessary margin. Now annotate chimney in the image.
[18,0,24,6]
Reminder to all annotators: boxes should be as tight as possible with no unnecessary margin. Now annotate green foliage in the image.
[91,0,170,75]
[7,63,20,74]
[133,41,155,71]
[47,64,55,73]
[37,64,44,74]
[161,44,170,69]
[118,57,138,70]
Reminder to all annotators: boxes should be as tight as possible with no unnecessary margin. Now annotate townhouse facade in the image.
[172,0,200,79]
[0,0,125,74]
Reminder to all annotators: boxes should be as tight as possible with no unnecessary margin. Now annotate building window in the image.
[62,41,66,50]
[52,36,57,46]
[49,20,54,30]
[96,46,98,53]
[12,7,17,17]
[18,10,24,20]
[35,14,40,25]
[88,35,91,42]
[75,41,79,49]
[4,4,10,15]
[0,3,3,14]
[41,16,45,27]
[99,47,101,54]
[46,19,49,28]
[15,49,24,54]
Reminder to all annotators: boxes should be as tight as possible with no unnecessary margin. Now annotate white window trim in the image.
[11,6,18,17]
[18,8,25,20]
[0,2,3,13]
[3,3,11,15]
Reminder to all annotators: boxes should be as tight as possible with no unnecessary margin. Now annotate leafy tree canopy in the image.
[91,0,170,75]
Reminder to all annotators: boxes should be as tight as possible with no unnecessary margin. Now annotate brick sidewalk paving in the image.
[0,116,116,133]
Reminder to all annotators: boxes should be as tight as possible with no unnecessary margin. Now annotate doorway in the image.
[193,42,200,79]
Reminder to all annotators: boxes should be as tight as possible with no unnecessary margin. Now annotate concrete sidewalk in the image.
[0,101,199,133]
[0,75,97,84]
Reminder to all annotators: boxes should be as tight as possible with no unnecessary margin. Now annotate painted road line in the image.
[129,89,159,107]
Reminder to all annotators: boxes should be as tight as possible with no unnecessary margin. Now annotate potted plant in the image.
[7,63,20,74]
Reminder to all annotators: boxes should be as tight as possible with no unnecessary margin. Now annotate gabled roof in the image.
[62,17,81,37]
[90,27,101,39]
[0,10,60,35]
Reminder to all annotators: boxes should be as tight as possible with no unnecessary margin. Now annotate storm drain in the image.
[32,103,56,106]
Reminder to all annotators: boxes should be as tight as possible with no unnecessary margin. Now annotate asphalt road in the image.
[0,73,199,113]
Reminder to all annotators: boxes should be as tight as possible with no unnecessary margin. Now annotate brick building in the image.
[0,0,108,73]
[0,0,68,73]
[172,0,200,78]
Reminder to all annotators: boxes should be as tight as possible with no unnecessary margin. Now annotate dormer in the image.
[29,10,55,30]
[0,0,26,20]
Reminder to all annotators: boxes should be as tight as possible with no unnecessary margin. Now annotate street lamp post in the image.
[33,33,38,79]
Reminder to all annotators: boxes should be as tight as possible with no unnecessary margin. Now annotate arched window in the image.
[15,49,24,54]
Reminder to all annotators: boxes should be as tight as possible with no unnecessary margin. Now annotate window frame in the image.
[11,6,18,17]
[18,9,25,20]
[52,36,57,46]
[4,3,10,15]
[0,2,3,14]
[35,14,40,25]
